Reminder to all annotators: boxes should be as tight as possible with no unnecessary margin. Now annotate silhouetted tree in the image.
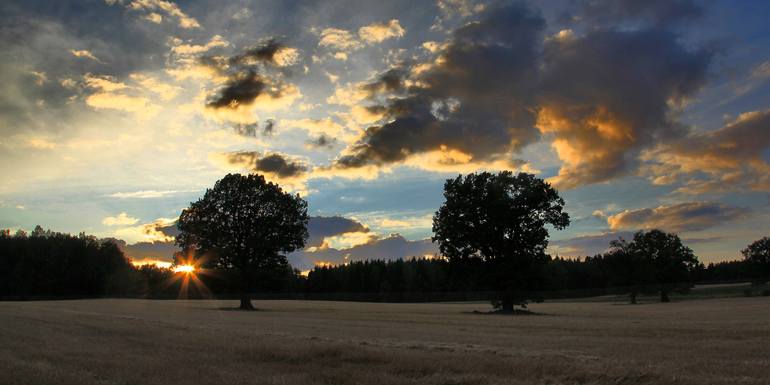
[176,173,308,309]
[742,236,770,284]
[623,230,699,302]
[606,237,655,304]
[432,172,570,311]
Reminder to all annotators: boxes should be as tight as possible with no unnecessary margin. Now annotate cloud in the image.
[108,0,201,29]
[232,120,274,137]
[549,231,635,257]
[645,110,770,194]
[107,190,192,199]
[210,151,310,193]
[170,35,229,56]
[85,92,160,119]
[206,70,266,109]
[84,74,128,92]
[436,0,485,19]
[112,217,178,244]
[129,73,181,100]
[201,40,302,124]
[306,134,337,149]
[330,3,545,173]
[306,216,370,248]
[374,213,433,230]
[281,118,346,138]
[70,49,102,63]
[606,202,750,233]
[229,39,300,68]
[102,212,140,226]
[218,151,308,178]
[115,239,179,264]
[537,28,711,189]
[318,28,364,52]
[358,19,406,44]
[290,234,438,270]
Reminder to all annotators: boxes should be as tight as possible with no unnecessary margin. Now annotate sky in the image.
[1,0,769,270]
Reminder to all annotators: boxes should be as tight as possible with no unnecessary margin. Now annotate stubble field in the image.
[1,296,769,385]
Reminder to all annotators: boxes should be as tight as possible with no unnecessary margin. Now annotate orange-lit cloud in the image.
[644,109,770,194]
[358,20,406,44]
[607,202,749,233]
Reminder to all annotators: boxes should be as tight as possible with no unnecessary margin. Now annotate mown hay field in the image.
[1,296,769,385]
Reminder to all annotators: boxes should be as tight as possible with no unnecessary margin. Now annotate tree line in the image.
[1,225,767,302]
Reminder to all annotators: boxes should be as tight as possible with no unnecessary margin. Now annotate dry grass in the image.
[1,297,769,384]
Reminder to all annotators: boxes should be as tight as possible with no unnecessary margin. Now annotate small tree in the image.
[623,230,699,302]
[742,236,770,285]
[432,171,570,311]
[176,173,308,309]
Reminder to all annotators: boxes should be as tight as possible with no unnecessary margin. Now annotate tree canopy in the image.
[176,173,308,309]
[742,236,770,284]
[614,230,699,302]
[432,171,569,311]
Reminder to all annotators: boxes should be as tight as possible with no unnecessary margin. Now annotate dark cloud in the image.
[232,122,259,137]
[307,134,337,149]
[206,70,267,109]
[223,151,308,178]
[306,216,369,247]
[202,38,300,124]
[333,3,545,169]
[232,119,275,137]
[331,2,712,189]
[607,202,750,233]
[230,39,286,67]
[562,0,704,27]
[361,68,407,96]
[538,28,711,188]
[156,222,180,239]
[262,119,276,135]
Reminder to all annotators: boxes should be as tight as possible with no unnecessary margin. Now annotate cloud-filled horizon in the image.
[1,0,770,267]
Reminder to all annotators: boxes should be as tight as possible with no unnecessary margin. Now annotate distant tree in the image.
[432,171,570,311]
[176,173,308,309]
[606,237,655,304]
[742,236,770,284]
[622,230,699,302]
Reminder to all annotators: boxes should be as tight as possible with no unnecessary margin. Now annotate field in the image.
[1,296,769,385]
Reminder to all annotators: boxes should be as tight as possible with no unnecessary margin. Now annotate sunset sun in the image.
[173,264,195,274]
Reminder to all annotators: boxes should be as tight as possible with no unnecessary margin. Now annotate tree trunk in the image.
[240,267,255,310]
[501,299,515,312]
[660,289,670,303]
[629,291,637,304]
[239,293,254,310]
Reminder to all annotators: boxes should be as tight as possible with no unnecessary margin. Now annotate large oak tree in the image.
[176,174,308,309]
[432,171,570,311]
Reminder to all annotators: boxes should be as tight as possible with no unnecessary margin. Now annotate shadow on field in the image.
[465,309,552,316]
[215,307,269,312]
